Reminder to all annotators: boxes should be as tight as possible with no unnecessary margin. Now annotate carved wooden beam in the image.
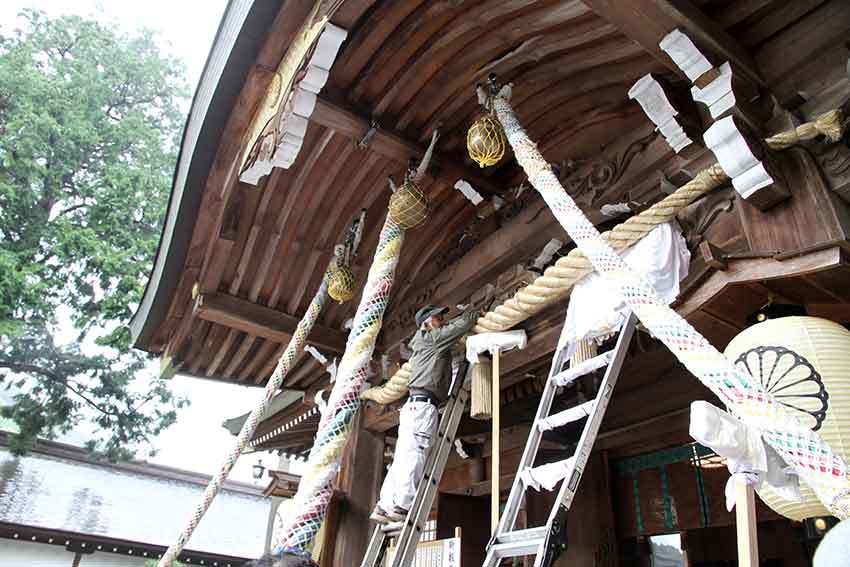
[675,245,847,319]
[240,13,348,184]
[582,0,763,87]
[309,95,503,194]
[193,292,347,353]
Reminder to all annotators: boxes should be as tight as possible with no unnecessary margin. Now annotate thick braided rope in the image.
[763,109,844,149]
[361,109,846,406]
[491,90,850,518]
[474,163,728,333]
[158,267,334,567]
[275,214,405,552]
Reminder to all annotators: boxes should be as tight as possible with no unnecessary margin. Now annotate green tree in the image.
[0,10,189,459]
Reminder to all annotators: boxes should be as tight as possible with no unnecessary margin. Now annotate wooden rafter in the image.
[193,292,347,353]
[582,0,764,86]
[310,95,503,194]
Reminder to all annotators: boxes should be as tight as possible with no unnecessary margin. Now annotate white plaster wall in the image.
[80,551,153,566]
[0,539,70,567]
[0,539,148,566]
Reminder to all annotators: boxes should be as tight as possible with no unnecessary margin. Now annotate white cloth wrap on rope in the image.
[157,270,333,567]
[275,215,405,553]
[557,221,690,356]
[490,87,850,519]
[538,400,595,432]
[465,330,528,363]
[690,400,801,511]
[551,350,614,387]
[521,457,576,492]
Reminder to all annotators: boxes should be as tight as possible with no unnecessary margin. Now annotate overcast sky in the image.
[0,1,287,484]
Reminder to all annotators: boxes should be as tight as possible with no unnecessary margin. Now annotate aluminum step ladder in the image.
[483,312,637,567]
[360,359,472,567]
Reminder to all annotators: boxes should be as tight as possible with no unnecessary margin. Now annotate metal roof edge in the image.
[129,0,284,350]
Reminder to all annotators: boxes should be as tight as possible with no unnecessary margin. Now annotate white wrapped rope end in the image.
[689,401,801,511]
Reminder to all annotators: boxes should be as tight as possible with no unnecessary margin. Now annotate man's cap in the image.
[415,305,448,327]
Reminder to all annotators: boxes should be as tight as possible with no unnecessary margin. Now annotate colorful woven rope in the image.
[157,266,335,567]
[275,214,406,552]
[488,86,850,519]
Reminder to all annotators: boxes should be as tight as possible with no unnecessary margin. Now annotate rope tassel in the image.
[487,84,850,519]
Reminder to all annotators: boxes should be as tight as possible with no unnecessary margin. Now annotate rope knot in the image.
[813,109,844,143]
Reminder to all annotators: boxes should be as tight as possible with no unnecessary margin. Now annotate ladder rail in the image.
[390,384,470,567]
[484,313,637,567]
[360,361,471,567]
[494,346,568,537]
[361,521,389,567]
[543,312,636,525]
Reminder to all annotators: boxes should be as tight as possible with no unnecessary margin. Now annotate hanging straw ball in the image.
[725,316,850,521]
[389,180,429,230]
[467,114,506,168]
[328,265,356,303]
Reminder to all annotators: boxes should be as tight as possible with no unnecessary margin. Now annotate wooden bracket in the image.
[240,23,348,184]
[659,29,719,87]
[698,240,728,271]
[691,62,762,133]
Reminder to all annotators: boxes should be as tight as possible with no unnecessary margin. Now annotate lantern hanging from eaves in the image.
[724,312,850,521]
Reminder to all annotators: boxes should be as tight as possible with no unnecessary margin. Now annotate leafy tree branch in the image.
[0,9,190,460]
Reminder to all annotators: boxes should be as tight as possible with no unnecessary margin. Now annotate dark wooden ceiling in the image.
[147,0,848,425]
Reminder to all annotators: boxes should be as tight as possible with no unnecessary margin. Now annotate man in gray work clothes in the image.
[371,304,478,523]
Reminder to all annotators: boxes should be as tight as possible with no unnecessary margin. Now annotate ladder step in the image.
[487,537,545,560]
[538,400,594,431]
[496,526,549,544]
[520,457,576,492]
[380,520,405,535]
[549,350,613,387]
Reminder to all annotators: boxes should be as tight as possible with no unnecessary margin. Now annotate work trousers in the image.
[377,399,438,511]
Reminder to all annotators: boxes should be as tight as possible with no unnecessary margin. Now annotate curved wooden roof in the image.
[133,0,850,412]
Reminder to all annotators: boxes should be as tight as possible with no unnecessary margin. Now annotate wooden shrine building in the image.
[131,1,850,565]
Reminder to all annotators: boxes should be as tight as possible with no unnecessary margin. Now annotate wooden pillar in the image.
[331,410,385,567]
[264,496,283,553]
[437,493,490,567]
